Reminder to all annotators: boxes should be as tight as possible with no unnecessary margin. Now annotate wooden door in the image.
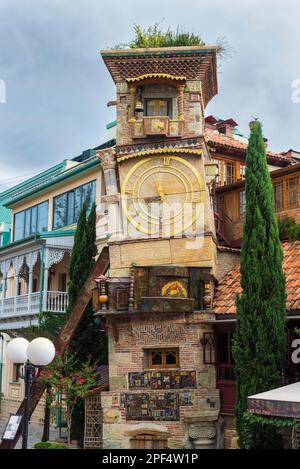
[131,434,168,449]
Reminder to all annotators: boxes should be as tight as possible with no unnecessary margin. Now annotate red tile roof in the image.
[205,129,292,164]
[214,242,300,314]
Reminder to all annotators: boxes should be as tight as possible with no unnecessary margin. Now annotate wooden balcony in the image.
[130,116,184,139]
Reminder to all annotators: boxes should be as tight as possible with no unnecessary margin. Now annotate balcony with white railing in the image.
[0,291,68,325]
[0,244,72,329]
[46,291,68,313]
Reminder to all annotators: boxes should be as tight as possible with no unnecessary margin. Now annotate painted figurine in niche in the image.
[161,280,188,298]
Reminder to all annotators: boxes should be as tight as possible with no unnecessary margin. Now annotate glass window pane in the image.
[151,351,162,366]
[239,191,246,217]
[37,202,48,233]
[274,181,284,210]
[82,181,96,214]
[165,351,177,366]
[14,211,25,241]
[24,209,31,238]
[30,205,37,234]
[225,162,235,185]
[53,194,67,229]
[67,192,75,225]
[286,177,298,208]
[74,187,82,222]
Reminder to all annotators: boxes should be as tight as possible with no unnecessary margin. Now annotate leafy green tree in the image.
[67,203,88,313]
[232,120,286,449]
[41,352,99,448]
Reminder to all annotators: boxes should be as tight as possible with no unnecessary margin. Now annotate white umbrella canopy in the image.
[248,382,300,419]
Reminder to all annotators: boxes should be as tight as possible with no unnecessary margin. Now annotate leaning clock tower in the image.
[95,45,222,449]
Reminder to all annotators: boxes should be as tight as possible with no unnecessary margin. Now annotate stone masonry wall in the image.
[101,312,221,449]
[116,80,204,147]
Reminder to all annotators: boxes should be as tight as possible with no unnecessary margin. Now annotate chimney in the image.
[205,115,218,130]
[216,118,238,138]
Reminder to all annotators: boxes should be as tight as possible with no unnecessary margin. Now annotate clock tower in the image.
[95,46,223,449]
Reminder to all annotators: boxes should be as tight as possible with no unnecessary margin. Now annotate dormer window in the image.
[144,98,172,118]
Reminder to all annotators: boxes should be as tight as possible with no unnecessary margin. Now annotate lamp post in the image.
[6,337,55,449]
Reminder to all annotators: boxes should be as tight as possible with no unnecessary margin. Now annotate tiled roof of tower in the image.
[205,129,292,165]
[101,46,218,107]
[213,242,300,314]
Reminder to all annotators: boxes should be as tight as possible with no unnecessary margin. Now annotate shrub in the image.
[34,441,67,449]
[115,24,228,57]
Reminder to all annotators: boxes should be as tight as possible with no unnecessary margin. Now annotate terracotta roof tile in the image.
[213,242,300,314]
[205,129,291,164]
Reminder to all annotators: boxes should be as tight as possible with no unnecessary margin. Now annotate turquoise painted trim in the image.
[233,127,247,139]
[0,161,66,201]
[0,234,40,252]
[2,231,10,246]
[106,120,117,129]
[0,139,115,209]
[39,244,45,321]
[40,229,76,238]
[0,229,75,252]
[4,158,101,208]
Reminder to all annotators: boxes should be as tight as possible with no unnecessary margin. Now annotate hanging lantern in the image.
[99,294,108,303]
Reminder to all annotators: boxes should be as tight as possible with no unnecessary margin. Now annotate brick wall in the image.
[216,250,240,281]
[101,311,221,449]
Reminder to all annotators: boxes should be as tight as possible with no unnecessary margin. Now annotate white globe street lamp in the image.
[27,338,55,366]
[4,336,55,449]
[6,338,29,364]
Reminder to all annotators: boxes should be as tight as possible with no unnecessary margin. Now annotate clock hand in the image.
[154,179,165,201]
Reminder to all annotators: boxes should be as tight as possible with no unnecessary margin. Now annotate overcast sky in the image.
[1,0,300,191]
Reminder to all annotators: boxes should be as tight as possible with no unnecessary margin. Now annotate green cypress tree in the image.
[68,202,108,446]
[67,203,87,313]
[85,203,97,277]
[232,120,286,449]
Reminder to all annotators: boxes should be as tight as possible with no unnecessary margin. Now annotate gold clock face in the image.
[121,155,205,236]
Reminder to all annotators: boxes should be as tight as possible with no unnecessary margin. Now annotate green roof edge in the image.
[4,157,100,208]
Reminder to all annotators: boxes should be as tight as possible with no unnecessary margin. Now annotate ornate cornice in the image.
[126,73,186,84]
[117,147,203,162]
[116,137,204,162]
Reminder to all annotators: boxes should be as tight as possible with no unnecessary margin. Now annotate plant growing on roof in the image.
[232,120,287,449]
[115,24,228,58]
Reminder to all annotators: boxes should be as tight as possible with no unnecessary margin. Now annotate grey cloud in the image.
[0,0,300,189]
